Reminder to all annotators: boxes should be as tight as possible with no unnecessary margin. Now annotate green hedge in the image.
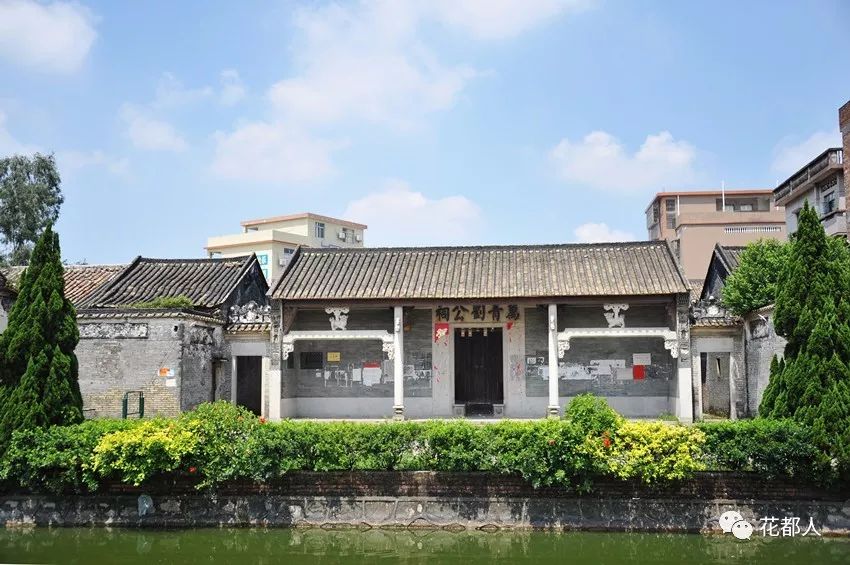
[696,419,830,482]
[1,399,709,493]
[0,399,831,494]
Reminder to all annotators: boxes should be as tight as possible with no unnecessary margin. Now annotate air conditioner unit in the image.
[337,231,347,241]
[355,233,362,242]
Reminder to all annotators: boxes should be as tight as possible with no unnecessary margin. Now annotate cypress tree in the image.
[760,202,850,475]
[0,226,81,450]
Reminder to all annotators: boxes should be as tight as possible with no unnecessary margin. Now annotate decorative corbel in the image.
[557,336,570,359]
[281,342,294,360]
[382,340,395,360]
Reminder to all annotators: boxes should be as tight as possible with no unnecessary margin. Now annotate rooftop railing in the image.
[774,148,843,203]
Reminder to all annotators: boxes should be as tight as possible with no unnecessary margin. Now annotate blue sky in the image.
[1,0,848,263]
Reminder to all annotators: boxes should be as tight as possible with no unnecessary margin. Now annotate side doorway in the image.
[235,356,262,416]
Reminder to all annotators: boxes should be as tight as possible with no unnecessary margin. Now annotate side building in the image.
[3,257,271,419]
[206,212,367,283]
[265,242,695,422]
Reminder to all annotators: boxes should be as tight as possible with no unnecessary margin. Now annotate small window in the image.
[315,222,325,239]
[823,192,837,214]
[300,352,323,370]
[283,247,295,256]
[665,199,676,212]
[666,215,676,229]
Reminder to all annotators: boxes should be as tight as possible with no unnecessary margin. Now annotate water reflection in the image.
[0,527,847,565]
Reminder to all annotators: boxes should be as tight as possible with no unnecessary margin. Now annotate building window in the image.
[666,215,676,229]
[665,199,676,212]
[315,222,325,239]
[823,191,837,215]
[300,352,323,370]
[257,253,268,265]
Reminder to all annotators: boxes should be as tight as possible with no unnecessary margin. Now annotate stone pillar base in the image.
[393,405,405,421]
[547,405,560,418]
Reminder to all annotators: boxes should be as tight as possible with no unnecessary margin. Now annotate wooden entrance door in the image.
[454,328,503,415]
[236,356,262,416]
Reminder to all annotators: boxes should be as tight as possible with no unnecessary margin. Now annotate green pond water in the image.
[0,528,847,564]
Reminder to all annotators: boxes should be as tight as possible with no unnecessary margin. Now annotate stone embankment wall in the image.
[2,472,849,535]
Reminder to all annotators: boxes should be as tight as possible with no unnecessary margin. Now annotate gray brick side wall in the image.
[744,309,786,416]
[77,317,226,418]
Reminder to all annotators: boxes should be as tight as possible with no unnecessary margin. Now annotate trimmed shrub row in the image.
[0,397,830,494]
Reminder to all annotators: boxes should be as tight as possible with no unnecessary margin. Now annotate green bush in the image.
[0,419,134,493]
[564,393,622,436]
[92,419,199,485]
[697,419,828,481]
[596,421,706,483]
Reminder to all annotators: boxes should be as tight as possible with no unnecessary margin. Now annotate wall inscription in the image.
[79,323,149,340]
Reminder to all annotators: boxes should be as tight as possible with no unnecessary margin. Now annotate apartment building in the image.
[774,102,850,238]
[645,189,785,280]
[206,213,367,282]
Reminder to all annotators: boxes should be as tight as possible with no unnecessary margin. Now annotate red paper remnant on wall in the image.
[363,361,381,369]
[434,322,450,342]
[633,365,646,380]
[506,322,514,330]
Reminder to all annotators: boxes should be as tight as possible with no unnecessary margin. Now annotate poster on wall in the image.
[434,322,450,342]
[589,359,625,376]
[633,353,651,365]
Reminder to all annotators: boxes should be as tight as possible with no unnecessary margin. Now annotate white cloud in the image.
[57,149,128,176]
[771,130,841,178]
[0,0,97,73]
[152,72,213,109]
[211,121,338,183]
[429,0,591,40]
[120,104,188,152]
[268,1,480,129]
[572,222,636,243]
[219,69,246,106]
[0,110,39,155]
[550,131,698,192]
[343,180,483,246]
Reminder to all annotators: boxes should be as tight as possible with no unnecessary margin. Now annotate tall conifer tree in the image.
[0,226,81,450]
[760,202,850,474]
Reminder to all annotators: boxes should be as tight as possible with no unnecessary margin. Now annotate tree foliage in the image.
[0,225,82,452]
[0,153,63,265]
[721,239,789,316]
[760,202,850,477]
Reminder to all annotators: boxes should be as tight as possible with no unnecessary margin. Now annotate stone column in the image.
[230,356,238,405]
[393,306,404,420]
[266,357,280,421]
[675,294,694,423]
[547,304,559,417]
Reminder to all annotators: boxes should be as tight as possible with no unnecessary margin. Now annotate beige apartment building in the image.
[645,189,786,280]
[206,213,367,282]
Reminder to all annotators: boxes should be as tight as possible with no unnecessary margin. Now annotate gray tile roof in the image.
[83,255,259,309]
[715,245,745,274]
[1,264,126,306]
[271,242,690,301]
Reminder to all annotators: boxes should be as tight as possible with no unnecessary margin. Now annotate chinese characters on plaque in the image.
[435,304,521,323]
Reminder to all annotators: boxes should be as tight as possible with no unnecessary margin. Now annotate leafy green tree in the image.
[721,239,789,316]
[0,225,81,451]
[760,202,850,476]
[0,153,63,265]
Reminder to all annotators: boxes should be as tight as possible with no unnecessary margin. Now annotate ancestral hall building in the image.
[265,242,694,421]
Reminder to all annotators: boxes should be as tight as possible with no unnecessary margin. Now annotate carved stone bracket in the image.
[557,337,571,359]
[382,340,395,360]
[556,327,679,359]
[281,330,395,360]
[664,338,680,359]
[326,307,350,330]
[603,303,629,328]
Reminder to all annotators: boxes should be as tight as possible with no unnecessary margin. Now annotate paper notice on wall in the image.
[565,364,592,380]
[633,353,651,365]
[165,377,177,387]
[590,359,625,376]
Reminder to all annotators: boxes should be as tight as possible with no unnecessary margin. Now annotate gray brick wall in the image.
[745,308,786,416]
[525,304,675,398]
[77,316,226,418]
